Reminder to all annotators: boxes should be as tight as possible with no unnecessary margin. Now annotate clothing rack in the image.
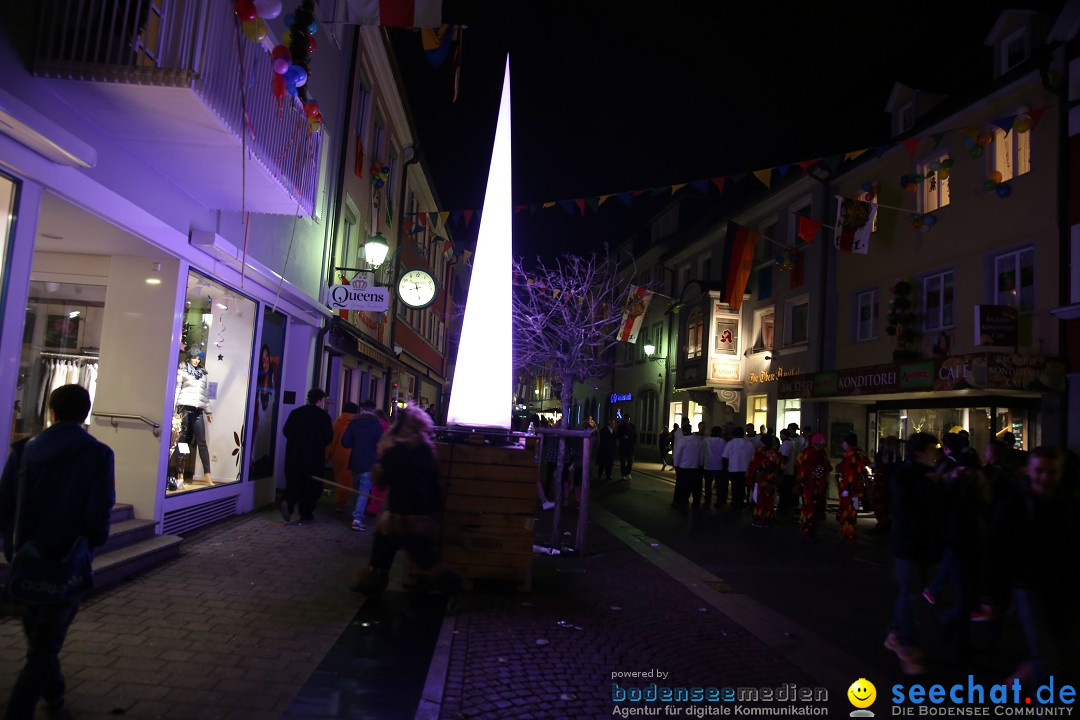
[40,351,99,361]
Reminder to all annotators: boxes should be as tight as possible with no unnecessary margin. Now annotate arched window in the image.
[638,389,659,446]
[686,307,704,359]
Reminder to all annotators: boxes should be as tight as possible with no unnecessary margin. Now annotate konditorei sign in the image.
[328,274,390,312]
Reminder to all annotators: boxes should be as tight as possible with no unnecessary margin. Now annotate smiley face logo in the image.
[847,678,877,714]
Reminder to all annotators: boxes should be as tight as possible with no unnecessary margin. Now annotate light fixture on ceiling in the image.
[145,277,162,285]
[68,310,80,319]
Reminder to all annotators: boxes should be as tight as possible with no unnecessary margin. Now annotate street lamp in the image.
[363,232,390,268]
[643,344,665,363]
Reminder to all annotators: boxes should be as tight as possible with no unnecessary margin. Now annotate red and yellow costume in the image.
[836,447,870,544]
[326,409,356,509]
[747,446,784,527]
[796,445,831,537]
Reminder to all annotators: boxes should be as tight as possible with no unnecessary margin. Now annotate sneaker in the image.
[279,500,292,523]
[351,519,366,531]
[970,608,997,623]
[541,500,556,511]
[922,589,937,606]
[883,631,902,653]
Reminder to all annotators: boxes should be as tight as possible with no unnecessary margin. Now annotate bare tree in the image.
[513,251,639,428]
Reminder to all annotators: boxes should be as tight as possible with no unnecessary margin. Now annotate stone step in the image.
[111,503,135,524]
[98,517,158,555]
[92,534,183,589]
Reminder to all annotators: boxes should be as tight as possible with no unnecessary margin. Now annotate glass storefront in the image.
[0,173,15,292]
[875,403,1032,457]
[250,308,285,480]
[12,280,104,443]
[167,271,256,493]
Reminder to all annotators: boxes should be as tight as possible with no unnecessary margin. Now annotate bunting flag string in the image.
[394,102,1057,224]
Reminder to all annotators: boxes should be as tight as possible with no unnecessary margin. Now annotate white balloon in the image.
[253,0,282,19]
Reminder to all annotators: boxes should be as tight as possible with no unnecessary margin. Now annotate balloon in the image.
[989,170,1003,184]
[286,82,298,97]
[984,179,998,191]
[283,12,295,25]
[860,181,873,192]
[272,73,285,99]
[285,64,308,87]
[308,34,317,52]
[234,0,257,21]
[929,160,942,172]
[910,213,923,221]
[1013,116,1031,133]
[913,174,924,184]
[940,158,953,169]
[995,183,1012,198]
[969,145,983,158]
[863,192,874,201]
[273,57,290,74]
[253,0,282,19]
[937,168,950,181]
[912,219,924,230]
[977,132,992,147]
[963,135,975,148]
[905,182,917,193]
[899,174,911,187]
[304,101,320,119]
[775,255,785,267]
[923,214,937,226]
[307,118,321,133]
[281,30,293,46]
[308,20,318,34]
[241,18,267,42]
[271,44,291,60]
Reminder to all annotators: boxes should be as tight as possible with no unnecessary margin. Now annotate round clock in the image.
[396,268,438,309]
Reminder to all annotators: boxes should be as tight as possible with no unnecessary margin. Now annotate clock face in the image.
[397,268,437,309]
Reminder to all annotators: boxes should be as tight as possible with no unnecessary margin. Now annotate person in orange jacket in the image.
[327,402,358,513]
[747,435,784,527]
[796,433,831,540]
[836,432,870,545]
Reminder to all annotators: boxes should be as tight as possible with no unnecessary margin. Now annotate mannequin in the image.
[171,348,214,486]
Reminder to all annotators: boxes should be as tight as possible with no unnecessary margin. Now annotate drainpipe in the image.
[1044,51,1069,447]
[810,172,834,434]
[312,26,360,391]
[382,145,421,413]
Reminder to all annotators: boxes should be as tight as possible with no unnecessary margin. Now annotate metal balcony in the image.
[33,0,322,216]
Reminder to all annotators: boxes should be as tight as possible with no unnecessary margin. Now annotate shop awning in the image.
[328,317,397,368]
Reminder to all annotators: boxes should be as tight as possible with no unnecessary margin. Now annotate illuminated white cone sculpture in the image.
[446,57,512,429]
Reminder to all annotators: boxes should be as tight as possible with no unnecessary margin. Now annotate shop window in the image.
[992,126,1030,182]
[251,308,286,480]
[922,269,955,331]
[686,307,704,359]
[748,394,768,432]
[919,154,951,213]
[669,402,683,431]
[855,288,879,341]
[688,401,704,431]
[994,247,1035,312]
[169,272,257,493]
[639,389,659,446]
[777,399,801,432]
[783,295,809,346]
[751,308,774,353]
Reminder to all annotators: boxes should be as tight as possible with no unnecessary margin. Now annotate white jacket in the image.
[673,432,705,469]
[175,364,211,411]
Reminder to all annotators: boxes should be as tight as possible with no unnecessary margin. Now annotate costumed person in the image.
[281,388,333,524]
[0,385,115,719]
[796,433,831,541]
[326,401,358,514]
[747,434,783,528]
[171,348,214,488]
[350,405,460,598]
[836,432,870,545]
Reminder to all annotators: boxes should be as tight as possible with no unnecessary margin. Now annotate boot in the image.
[203,473,214,486]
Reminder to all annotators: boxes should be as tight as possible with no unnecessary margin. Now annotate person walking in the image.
[615,416,638,480]
[722,426,755,509]
[597,418,616,482]
[351,406,460,598]
[341,400,385,531]
[0,385,115,719]
[327,402,358,514]
[777,429,797,516]
[795,433,831,540]
[671,419,703,508]
[836,433,870,545]
[885,432,945,676]
[658,425,673,472]
[748,434,784,528]
[281,388,334,524]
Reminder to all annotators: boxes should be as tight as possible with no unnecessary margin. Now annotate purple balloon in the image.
[273,57,290,74]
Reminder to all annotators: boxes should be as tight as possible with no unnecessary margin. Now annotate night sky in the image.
[388,1,1066,260]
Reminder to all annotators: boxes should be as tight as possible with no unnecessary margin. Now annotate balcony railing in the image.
[33,0,321,216]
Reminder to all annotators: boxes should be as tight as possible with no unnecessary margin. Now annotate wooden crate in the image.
[434,438,538,591]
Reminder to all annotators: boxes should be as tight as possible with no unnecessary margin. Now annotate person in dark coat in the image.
[341,399,384,531]
[884,432,944,676]
[615,416,638,479]
[0,384,115,719]
[597,418,615,482]
[281,388,333,524]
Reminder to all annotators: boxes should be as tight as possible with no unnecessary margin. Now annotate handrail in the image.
[92,411,162,438]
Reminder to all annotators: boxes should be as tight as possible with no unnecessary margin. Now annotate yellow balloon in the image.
[1013,116,1031,133]
[281,29,293,46]
[307,118,321,133]
[937,168,950,181]
[242,18,267,42]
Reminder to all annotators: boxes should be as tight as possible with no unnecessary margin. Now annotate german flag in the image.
[721,222,759,310]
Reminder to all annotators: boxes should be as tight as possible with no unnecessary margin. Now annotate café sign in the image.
[328,274,390,312]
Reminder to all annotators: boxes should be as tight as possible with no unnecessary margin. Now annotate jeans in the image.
[619,453,634,477]
[4,600,79,720]
[353,471,372,522]
[892,558,930,647]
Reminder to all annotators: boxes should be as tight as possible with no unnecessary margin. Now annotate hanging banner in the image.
[328,274,390,312]
[617,285,653,343]
[835,197,876,254]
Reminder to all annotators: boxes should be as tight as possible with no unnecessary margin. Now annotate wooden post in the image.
[550,436,564,550]
[575,435,591,554]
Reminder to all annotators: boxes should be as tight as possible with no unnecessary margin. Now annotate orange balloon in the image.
[906,182,917,193]
[977,132,993,147]
[989,170,1003,184]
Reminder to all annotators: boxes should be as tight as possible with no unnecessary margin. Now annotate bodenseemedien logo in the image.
[848,678,877,717]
